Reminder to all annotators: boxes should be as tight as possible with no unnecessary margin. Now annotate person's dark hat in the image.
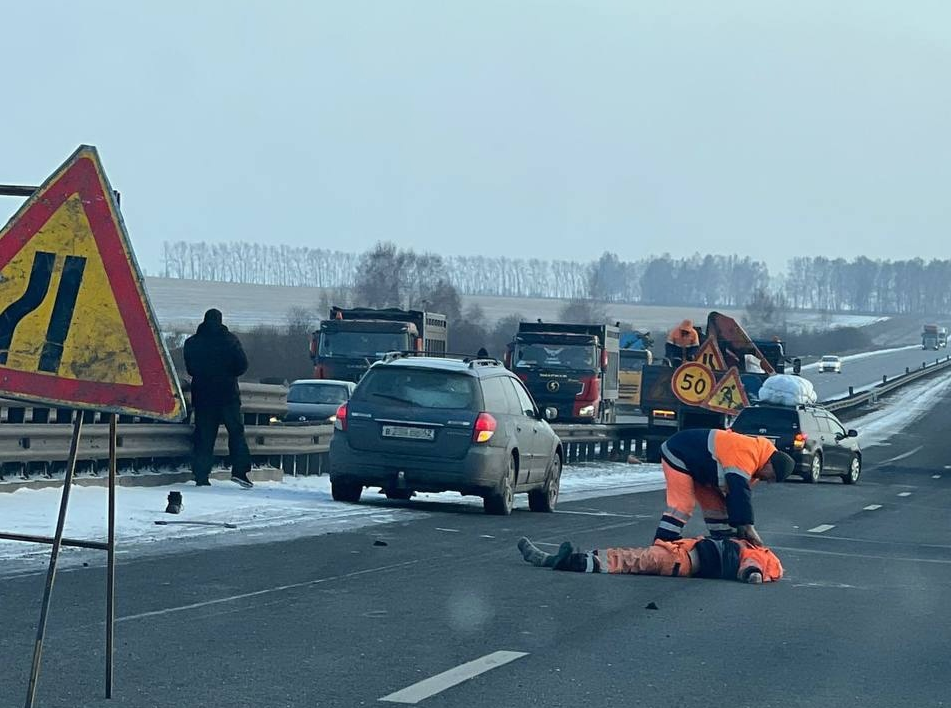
[203,308,223,325]
[769,450,795,482]
[477,347,489,358]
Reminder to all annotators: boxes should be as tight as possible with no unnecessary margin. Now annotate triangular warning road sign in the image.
[0,146,184,420]
[702,367,749,415]
[696,337,727,371]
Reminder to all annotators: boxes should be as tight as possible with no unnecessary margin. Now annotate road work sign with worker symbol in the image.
[0,145,184,420]
[671,361,750,414]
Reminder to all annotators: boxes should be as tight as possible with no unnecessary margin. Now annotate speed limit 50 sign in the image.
[671,361,715,405]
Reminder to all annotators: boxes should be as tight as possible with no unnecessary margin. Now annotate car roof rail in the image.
[379,350,504,367]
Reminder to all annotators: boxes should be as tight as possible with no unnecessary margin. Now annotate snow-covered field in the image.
[1,371,946,576]
[143,277,888,333]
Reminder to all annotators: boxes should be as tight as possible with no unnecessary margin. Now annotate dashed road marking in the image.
[863,504,882,511]
[556,509,637,518]
[934,475,942,479]
[435,528,460,533]
[897,492,912,497]
[380,651,529,704]
[807,524,836,533]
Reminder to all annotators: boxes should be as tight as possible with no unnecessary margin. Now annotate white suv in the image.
[818,355,842,373]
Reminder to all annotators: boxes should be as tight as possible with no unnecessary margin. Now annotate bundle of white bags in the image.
[757,374,817,407]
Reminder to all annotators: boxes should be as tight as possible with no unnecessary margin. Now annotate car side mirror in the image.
[847,429,858,437]
[544,407,557,421]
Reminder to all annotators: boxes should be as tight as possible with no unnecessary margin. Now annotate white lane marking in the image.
[944,465,951,469]
[897,492,912,497]
[863,504,882,511]
[934,475,942,479]
[556,509,636,518]
[874,446,924,466]
[479,534,495,539]
[117,560,419,623]
[807,524,836,533]
[435,527,460,533]
[380,651,529,704]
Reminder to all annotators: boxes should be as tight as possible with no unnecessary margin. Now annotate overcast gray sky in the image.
[2,1,949,276]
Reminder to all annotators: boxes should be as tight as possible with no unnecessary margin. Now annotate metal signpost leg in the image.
[24,414,84,708]
[106,413,117,698]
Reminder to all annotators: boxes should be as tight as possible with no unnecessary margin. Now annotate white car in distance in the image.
[818,355,842,374]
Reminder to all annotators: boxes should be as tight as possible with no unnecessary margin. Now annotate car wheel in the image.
[384,488,414,500]
[842,455,861,485]
[331,479,363,502]
[484,454,516,516]
[804,453,821,483]
[529,452,562,513]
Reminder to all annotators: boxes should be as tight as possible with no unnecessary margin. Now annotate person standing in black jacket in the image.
[183,309,254,488]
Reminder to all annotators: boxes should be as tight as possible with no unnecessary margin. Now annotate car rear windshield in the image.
[353,368,480,410]
[821,356,839,362]
[288,384,349,405]
[731,407,799,432]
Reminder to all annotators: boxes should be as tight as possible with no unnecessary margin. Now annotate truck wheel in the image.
[332,479,363,502]
[529,453,562,513]
[484,454,516,515]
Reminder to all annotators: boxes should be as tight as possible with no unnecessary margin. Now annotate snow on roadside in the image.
[0,463,664,571]
[846,372,951,448]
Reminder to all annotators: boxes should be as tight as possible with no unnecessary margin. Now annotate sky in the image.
[1,1,949,277]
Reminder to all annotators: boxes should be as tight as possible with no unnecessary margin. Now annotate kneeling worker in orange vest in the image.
[665,319,701,363]
[517,536,783,584]
[656,428,795,547]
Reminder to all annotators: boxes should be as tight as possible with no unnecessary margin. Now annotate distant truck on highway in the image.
[922,324,947,350]
[310,307,448,382]
[505,321,620,423]
[639,312,798,459]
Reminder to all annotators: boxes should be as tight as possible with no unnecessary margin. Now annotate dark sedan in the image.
[280,379,355,424]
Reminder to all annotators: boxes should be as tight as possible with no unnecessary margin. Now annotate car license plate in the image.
[382,425,435,441]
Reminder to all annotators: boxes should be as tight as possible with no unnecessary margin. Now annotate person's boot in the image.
[231,469,254,489]
[551,542,602,572]
[195,478,211,487]
[165,491,183,514]
[518,537,556,567]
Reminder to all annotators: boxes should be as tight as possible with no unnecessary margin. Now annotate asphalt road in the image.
[1,385,949,707]
[802,345,949,402]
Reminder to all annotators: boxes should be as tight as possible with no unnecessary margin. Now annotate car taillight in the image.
[334,402,348,431]
[793,432,807,449]
[473,412,497,443]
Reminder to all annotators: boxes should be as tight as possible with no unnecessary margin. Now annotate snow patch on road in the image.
[0,463,664,572]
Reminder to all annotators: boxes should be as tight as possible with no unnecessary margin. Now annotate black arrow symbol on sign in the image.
[0,251,86,375]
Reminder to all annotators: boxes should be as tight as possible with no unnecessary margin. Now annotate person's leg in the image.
[654,461,696,541]
[221,401,253,486]
[191,404,219,484]
[598,541,693,576]
[694,485,735,539]
[518,538,601,572]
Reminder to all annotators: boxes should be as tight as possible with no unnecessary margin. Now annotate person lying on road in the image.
[655,428,795,547]
[517,536,783,584]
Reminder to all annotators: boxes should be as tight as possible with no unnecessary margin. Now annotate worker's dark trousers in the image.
[192,401,252,482]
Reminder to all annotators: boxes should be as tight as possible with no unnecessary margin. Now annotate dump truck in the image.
[309,307,448,382]
[617,331,654,414]
[922,324,946,350]
[639,312,799,459]
[505,321,620,423]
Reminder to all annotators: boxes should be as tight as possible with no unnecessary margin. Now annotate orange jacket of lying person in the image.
[518,536,783,584]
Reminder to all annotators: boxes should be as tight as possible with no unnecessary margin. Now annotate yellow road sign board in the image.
[696,337,727,371]
[702,367,750,414]
[671,361,715,406]
[0,146,184,420]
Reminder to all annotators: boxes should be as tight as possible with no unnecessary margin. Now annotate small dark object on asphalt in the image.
[154,520,238,529]
[373,540,388,547]
[165,491,183,514]
[645,602,659,610]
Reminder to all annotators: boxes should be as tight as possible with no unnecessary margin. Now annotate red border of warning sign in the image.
[0,147,184,419]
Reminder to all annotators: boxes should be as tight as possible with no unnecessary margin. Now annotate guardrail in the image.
[822,355,951,414]
[2,356,950,487]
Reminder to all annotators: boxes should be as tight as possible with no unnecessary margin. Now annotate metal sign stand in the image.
[0,411,118,708]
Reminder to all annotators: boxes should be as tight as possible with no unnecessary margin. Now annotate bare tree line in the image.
[161,240,951,315]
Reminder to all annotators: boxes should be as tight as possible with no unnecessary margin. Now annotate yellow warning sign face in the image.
[671,362,715,406]
[0,146,184,420]
[696,337,727,371]
[702,367,750,414]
